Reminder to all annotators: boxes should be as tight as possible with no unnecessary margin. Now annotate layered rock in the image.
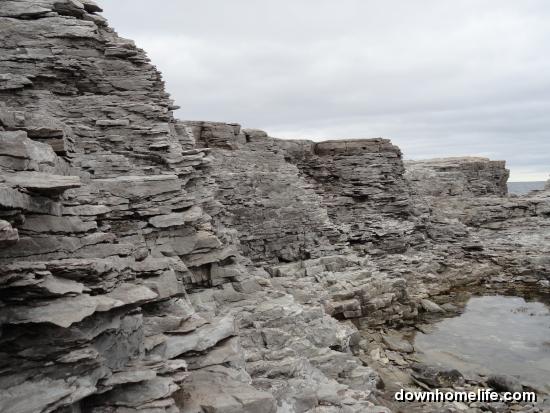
[184,123,423,326]
[186,121,342,264]
[286,138,418,254]
[405,158,550,284]
[1,2,549,413]
[188,122,419,259]
[0,2,387,412]
[405,157,509,197]
[0,2,256,412]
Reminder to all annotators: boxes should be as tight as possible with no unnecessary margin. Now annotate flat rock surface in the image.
[4,172,81,192]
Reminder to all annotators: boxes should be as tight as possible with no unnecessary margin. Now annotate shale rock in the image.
[0,1,548,413]
[0,2,388,412]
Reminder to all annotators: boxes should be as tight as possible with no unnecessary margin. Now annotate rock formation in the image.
[0,2,381,412]
[405,157,509,197]
[0,2,548,413]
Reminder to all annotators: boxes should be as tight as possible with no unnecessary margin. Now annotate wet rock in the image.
[382,334,414,353]
[412,364,465,388]
[441,303,459,312]
[420,298,446,313]
[487,374,523,393]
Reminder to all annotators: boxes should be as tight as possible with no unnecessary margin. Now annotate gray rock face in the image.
[288,138,417,254]
[1,2,548,413]
[0,2,385,412]
[187,123,417,260]
[187,121,343,264]
[405,157,509,197]
[404,157,550,289]
[0,1,265,412]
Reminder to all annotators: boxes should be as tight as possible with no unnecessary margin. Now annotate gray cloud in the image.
[101,0,550,180]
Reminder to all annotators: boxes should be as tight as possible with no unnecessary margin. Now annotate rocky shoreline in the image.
[1,1,549,413]
[357,282,550,413]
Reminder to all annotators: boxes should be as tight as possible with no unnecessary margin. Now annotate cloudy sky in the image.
[101,0,550,181]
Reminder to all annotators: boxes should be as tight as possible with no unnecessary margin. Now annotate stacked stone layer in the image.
[1,2,549,413]
[405,157,509,197]
[0,2,385,412]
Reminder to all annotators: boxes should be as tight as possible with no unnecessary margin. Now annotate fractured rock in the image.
[0,220,19,246]
[159,315,236,359]
[0,1,546,412]
[0,294,123,328]
[4,172,81,194]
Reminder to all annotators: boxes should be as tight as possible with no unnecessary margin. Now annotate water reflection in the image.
[414,295,550,393]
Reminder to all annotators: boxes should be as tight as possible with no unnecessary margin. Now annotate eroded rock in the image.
[0,1,547,413]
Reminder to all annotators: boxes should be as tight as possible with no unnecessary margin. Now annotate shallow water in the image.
[414,295,550,392]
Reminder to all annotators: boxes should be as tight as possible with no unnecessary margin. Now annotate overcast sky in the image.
[101,1,550,181]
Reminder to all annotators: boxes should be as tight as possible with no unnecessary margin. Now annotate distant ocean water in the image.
[507,181,546,195]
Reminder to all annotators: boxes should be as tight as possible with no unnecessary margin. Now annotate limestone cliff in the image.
[1,2,549,413]
[187,122,418,259]
[405,157,509,197]
[0,2,381,412]
[0,1,249,411]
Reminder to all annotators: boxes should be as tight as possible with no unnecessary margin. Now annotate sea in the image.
[507,181,546,195]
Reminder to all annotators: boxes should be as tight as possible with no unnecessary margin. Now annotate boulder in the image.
[412,364,465,388]
[381,334,414,353]
[487,374,523,393]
